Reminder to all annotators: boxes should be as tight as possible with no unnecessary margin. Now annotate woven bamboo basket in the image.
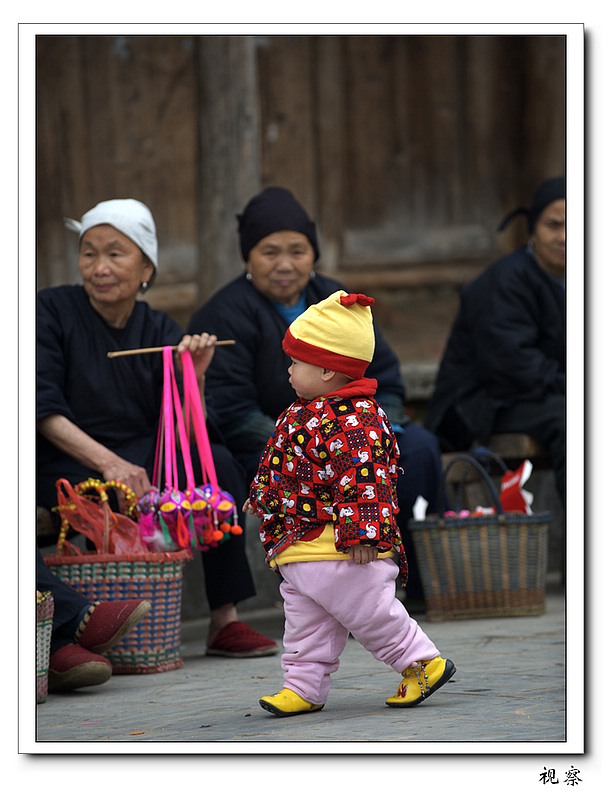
[409,453,550,621]
[36,591,54,703]
[44,550,192,673]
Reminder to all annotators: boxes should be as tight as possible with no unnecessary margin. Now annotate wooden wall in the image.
[36,36,201,299]
[36,34,566,347]
[255,35,565,275]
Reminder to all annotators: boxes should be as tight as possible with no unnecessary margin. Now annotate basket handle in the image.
[468,445,509,476]
[439,451,506,516]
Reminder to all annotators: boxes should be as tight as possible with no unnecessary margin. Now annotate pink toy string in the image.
[152,348,220,495]
[166,350,196,492]
[152,406,164,489]
[181,350,218,487]
[162,348,178,490]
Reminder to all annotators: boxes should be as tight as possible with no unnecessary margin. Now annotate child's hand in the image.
[349,544,378,565]
[242,497,260,517]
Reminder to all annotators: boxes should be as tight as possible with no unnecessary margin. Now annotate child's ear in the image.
[322,369,337,382]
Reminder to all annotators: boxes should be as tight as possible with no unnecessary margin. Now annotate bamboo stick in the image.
[107,341,235,358]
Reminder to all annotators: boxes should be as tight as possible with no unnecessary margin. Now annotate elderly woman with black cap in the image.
[37,198,278,663]
[188,186,444,602]
[425,177,566,505]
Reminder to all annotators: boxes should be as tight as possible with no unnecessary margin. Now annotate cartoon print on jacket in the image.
[249,382,407,583]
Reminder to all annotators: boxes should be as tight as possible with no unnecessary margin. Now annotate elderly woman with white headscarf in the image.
[37,199,277,662]
[38,199,212,500]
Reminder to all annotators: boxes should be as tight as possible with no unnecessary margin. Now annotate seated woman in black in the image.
[425,177,566,506]
[37,198,278,660]
[188,187,444,601]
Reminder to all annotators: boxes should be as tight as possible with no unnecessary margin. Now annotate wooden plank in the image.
[408,36,460,226]
[463,36,525,232]
[315,36,345,272]
[100,36,198,276]
[426,36,464,225]
[256,35,316,213]
[144,280,199,312]
[196,35,261,298]
[343,35,393,227]
[341,221,492,267]
[37,36,91,286]
[486,434,547,460]
[404,36,432,225]
[390,37,413,223]
[36,35,201,288]
[330,261,485,289]
[521,36,567,191]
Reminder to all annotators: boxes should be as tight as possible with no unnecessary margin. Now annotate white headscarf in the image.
[64,198,158,270]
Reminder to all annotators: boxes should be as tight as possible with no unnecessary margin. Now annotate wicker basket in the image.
[36,591,54,703]
[44,550,192,673]
[409,453,550,622]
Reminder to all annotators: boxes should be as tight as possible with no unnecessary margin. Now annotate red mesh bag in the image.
[54,477,148,555]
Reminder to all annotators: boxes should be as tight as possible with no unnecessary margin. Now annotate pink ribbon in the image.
[181,350,218,487]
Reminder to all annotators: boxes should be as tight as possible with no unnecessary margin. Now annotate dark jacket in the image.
[36,285,223,507]
[37,285,182,472]
[425,247,565,450]
[188,273,407,461]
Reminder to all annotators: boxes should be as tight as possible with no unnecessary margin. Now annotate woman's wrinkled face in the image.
[246,230,315,306]
[78,224,154,314]
[531,199,566,279]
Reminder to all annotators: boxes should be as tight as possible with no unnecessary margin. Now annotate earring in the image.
[310,271,316,279]
[246,272,253,282]
[140,281,149,292]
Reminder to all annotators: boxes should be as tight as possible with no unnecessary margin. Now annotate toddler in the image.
[244,291,455,716]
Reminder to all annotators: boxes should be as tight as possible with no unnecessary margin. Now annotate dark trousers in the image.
[494,393,565,507]
[203,443,255,609]
[394,422,443,599]
[37,549,89,654]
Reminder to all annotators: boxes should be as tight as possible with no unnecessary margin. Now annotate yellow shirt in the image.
[271,523,395,567]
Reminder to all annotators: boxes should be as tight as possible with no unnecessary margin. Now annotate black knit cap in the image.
[497,176,566,234]
[237,186,320,263]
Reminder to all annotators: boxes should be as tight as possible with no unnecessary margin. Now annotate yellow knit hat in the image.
[282,291,376,379]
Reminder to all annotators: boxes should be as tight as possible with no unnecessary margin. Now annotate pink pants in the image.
[278,559,439,705]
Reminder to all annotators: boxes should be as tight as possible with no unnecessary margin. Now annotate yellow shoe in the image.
[259,688,324,717]
[386,656,456,708]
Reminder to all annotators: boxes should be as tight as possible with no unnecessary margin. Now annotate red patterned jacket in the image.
[249,377,407,578]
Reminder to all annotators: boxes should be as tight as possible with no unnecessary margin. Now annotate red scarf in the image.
[302,376,378,402]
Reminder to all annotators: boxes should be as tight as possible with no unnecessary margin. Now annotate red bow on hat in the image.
[340,293,374,307]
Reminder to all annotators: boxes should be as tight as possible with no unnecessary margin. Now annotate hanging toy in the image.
[188,489,243,546]
[157,488,192,549]
[138,487,173,552]
[186,486,215,550]
[138,346,243,553]
[196,483,243,540]
[152,348,194,551]
[180,349,243,545]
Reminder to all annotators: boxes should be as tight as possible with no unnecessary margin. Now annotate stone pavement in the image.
[33,581,568,752]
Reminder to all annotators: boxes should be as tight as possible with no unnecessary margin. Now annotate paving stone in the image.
[35,587,566,748]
